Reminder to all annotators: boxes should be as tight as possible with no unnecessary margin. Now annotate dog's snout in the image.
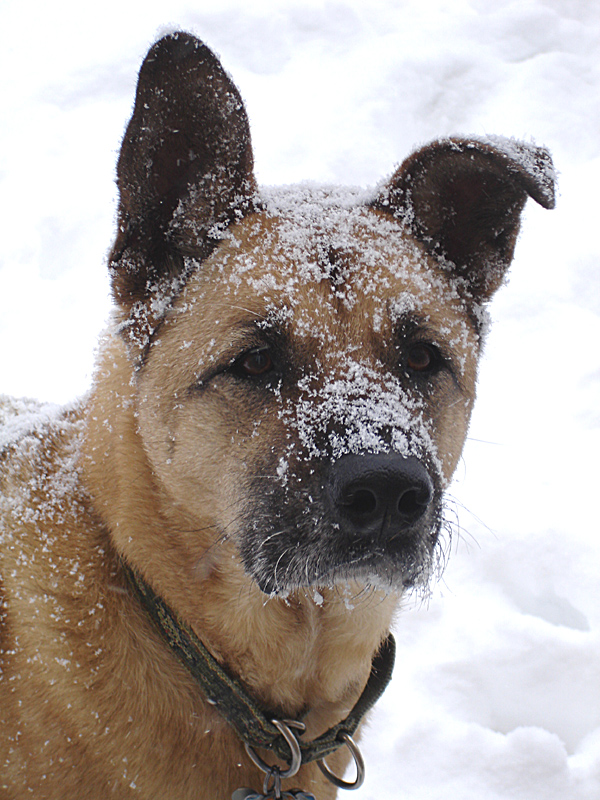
[329,453,434,536]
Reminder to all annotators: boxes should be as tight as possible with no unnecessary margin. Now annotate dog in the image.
[0,32,554,800]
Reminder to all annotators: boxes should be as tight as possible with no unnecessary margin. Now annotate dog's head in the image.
[108,33,554,597]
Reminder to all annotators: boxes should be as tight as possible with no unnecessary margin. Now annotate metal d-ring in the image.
[316,732,365,790]
[244,719,305,780]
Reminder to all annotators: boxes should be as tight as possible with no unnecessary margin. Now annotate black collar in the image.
[123,562,395,765]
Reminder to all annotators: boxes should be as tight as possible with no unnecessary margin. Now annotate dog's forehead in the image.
[184,187,475,342]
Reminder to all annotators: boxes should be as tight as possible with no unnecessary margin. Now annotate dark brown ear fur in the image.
[109,32,257,312]
[372,138,555,300]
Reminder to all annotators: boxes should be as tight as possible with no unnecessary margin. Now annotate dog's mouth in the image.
[238,452,443,597]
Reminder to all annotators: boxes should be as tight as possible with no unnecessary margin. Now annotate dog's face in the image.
[135,194,480,595]
[110,34,554,598]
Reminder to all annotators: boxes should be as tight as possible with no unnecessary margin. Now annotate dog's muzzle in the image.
[240,449,440,595]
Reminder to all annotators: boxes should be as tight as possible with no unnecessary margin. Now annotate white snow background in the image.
[1,0,599,798]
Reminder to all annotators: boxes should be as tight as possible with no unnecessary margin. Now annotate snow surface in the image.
[1,1,599,797]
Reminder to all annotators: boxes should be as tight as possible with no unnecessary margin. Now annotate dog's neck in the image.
[122,561,396,764]
[82,336,398,739]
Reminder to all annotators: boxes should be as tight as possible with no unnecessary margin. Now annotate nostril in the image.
[348,489,378,517]
[397,489,424,518]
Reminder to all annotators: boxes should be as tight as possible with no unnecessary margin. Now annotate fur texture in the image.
[0,32,554,799]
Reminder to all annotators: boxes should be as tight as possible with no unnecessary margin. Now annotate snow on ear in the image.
[372,137,556,300]
[109,32,258,310]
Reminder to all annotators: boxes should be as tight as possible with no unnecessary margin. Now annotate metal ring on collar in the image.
[316,732,365,790]
[244,719,304,779]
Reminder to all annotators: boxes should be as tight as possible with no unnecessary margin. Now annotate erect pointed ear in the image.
[371,137,555,300]
[109,32,258,312]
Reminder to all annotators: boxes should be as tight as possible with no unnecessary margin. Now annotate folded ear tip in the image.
[510,140,556,210]
[452,135,557,209]
[534,159,557,209]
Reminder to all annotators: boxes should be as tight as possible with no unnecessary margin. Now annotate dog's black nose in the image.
[329,453,434,537]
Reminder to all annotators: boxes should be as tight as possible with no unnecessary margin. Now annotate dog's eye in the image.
[234,347,275,378]
[405,343,440,374]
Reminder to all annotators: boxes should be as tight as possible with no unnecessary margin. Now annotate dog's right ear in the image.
[109,32,257,312]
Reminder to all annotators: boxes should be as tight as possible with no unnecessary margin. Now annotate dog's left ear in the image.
[372,138,555,300]
[109,32,257,313]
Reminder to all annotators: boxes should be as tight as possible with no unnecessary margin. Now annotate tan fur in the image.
[0,33,554,799]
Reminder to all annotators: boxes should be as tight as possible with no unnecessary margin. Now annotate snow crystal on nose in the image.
[279,358,440,471]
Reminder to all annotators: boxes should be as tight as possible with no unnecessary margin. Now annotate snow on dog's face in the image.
[135,188,481,595]
[110,34,554,597]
